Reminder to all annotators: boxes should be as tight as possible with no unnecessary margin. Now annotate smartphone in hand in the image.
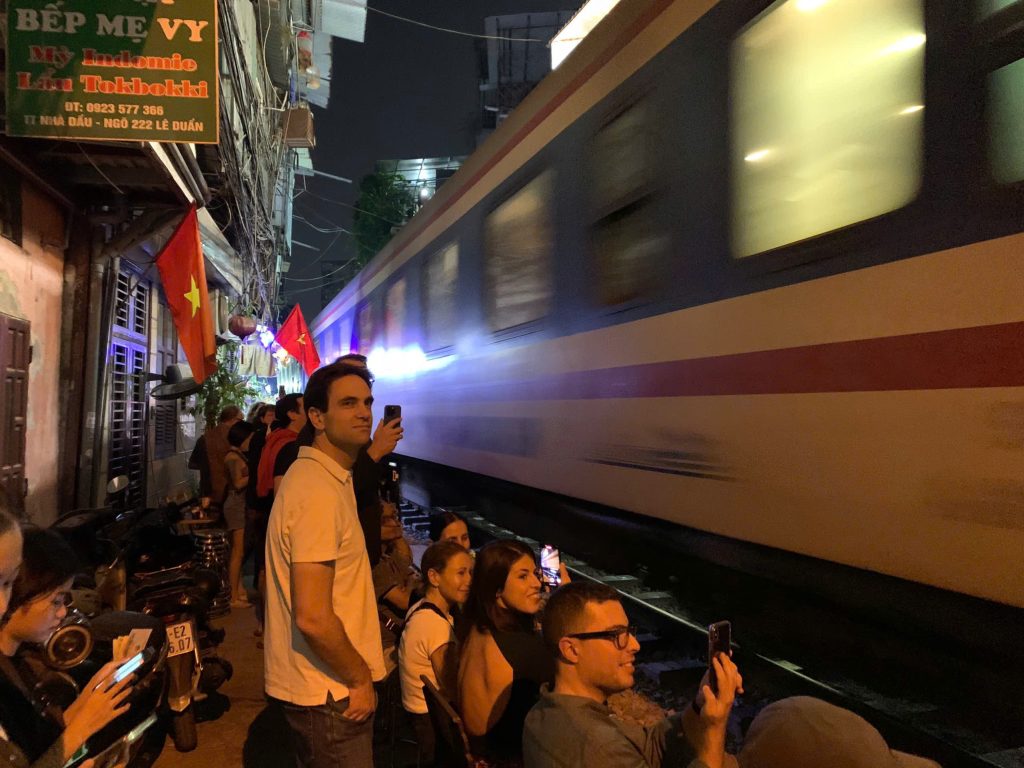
[104,646,153,690]
[707,620,731,693]
[383,404,402,426]
[540,544,561,587]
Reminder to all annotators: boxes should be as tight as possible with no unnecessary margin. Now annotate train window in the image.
[980,0,1020,16]
[732,0,924,258]
[385,278,406,348]
[484,171,554,331]
[422,242,458,351]
[989,59,1024,184]
[338,315,354,358]
[356,301,375,355]
[588,102,665,305]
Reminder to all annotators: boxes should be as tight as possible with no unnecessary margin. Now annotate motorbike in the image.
[49,485,232,753]
[124,513,233,753]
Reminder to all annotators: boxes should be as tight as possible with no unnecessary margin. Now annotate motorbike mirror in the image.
[106,476,130,495]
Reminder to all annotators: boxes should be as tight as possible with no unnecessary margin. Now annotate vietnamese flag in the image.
[155,206,218,383]
[276,305,321,376]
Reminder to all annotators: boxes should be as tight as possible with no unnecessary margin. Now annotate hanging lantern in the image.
[228,314,257,340]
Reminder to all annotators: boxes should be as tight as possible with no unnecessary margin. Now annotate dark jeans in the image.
[410,711,435,766]
[281,693,375,768]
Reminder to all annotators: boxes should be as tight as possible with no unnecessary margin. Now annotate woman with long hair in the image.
[457,539,552,763]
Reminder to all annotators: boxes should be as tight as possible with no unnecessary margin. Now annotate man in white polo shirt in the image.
[264,362,386,768]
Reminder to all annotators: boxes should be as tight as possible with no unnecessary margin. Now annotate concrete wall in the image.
[0,181,67,524]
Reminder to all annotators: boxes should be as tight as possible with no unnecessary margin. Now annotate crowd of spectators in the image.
[0,355,944,768]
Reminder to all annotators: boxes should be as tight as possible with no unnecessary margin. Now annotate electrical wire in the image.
[294,185,404,227]
[279,276,351,296]
[76,143,125,194]
[284,257,358,281]
[288,227,345,272]
[293,215,353,234]
[335,0,549,41]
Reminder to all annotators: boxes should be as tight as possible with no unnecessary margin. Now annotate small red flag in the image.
[276,305,321,376]
[155,206,217,383]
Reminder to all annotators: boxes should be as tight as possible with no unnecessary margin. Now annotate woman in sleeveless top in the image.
[399,541,474,765]
[458,539,554,764]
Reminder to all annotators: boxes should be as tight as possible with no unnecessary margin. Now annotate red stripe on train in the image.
[476,322,1024,399]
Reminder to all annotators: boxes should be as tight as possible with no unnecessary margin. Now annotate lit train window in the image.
[423,242,458,351]
[385,278,406,347]
[732,0,924,258]
[588,101,665,305]
[484,172,554,331]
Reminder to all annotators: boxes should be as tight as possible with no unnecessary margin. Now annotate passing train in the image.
[311,0,1024,609]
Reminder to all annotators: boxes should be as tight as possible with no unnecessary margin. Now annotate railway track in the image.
[397,500,1018,768]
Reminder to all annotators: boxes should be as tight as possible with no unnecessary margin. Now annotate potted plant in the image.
[191,343,260,430]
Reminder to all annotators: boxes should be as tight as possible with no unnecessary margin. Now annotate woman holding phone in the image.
[458,539,554,764]
[0,520,136,768]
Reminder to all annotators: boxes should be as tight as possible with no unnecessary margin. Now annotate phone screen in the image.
[111,649,146,685]
[540,545,560,587]
[707,620,731,693]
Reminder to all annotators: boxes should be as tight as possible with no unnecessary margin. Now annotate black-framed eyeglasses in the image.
[566,625,639,650]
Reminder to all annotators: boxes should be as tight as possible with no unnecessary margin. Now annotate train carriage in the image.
[311,0,1024,608]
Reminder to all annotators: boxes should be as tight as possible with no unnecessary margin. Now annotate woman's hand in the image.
[61,660,135,760]
[558,561,571,585]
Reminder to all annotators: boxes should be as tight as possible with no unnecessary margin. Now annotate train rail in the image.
[397,499,1019,768]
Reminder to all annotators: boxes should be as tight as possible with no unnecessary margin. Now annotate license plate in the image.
[165,621,195,658]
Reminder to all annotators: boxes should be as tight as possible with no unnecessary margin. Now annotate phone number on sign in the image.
[67,102,166,115]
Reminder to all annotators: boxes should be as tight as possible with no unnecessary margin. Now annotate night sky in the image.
[285,0,577,322]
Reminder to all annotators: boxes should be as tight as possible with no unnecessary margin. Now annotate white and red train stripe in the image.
[312,0,1024,608]
[367,236,1024,609]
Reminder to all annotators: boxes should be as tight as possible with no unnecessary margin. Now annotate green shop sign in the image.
[5,0,218,143]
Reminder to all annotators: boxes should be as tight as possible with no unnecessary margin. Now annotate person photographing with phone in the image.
[264,362,387,768]
[333,354,404,568]
[524,582,743,768]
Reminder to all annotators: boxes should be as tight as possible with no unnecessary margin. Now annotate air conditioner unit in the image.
[284,105,315,148]
[310,0,367,42]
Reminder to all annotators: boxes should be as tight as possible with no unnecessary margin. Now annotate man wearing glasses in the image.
[524,582,742,768]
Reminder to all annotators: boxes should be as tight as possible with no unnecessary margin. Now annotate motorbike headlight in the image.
[44,609,94,670]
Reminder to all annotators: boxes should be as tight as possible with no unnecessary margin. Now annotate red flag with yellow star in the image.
[155,206,218,383]
[276,304,320,376]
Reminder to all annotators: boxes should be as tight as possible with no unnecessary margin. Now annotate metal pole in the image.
[309,169,353,185]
